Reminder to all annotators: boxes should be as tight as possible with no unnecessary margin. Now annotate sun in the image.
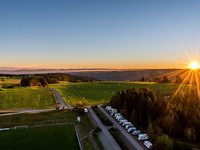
[189,61,199,70]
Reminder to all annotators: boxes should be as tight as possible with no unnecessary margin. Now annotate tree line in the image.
[109,87,200,149]
[20,73,95,87]
[141,75,183,83]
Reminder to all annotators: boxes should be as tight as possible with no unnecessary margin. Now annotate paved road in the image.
[98,106,145,150]
[48,88,72,109]
[88,107,121,150]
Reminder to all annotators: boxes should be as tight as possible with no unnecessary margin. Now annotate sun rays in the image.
[155,51,200,102]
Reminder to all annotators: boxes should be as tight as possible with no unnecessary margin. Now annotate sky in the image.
[1,0,200,69]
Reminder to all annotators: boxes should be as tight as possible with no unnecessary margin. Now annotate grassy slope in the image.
[0,87,55,109]
[0,124,79,150]
[49,81,182,106]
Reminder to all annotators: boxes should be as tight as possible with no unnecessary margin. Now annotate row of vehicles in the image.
[106,106,153,149]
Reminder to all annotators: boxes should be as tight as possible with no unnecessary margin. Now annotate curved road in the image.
[48,88,72,109]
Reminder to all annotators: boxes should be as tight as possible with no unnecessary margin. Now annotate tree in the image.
[175,76,182,83]
[154,135,173,150]
[160,76,170,83]
[184,127,197,142]
[141,77,145,82]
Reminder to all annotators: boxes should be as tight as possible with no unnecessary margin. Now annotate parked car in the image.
[144,141,153,149]
[84,108,88,113]
[127,127,136,133]
[125,124,134,130]
[116,116,123,121]
[122,121,132,127]
[132,130,141,135]
[114,113,121,118]
[115,115,122,119]
[109,109,117,114]
[111,111,117,116]
[119,119,127,124]
[106,106,112,111]
[138,134,149,141]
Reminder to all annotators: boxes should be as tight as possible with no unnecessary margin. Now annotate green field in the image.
[0,77,21,86]
[0,124,79,150]
[0,87,55,109]
[0,111,100,150]
[49,81,182,106]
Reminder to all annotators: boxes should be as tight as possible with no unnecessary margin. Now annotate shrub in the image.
[154,135,173,150]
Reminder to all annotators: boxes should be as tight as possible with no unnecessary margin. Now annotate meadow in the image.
[0,87,55,109]
[0,124,79,150]
[49,81,182,106]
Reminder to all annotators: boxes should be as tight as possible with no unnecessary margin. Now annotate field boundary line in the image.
[74,123,84,150]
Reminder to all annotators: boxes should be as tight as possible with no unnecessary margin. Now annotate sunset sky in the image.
[1,0,200,69]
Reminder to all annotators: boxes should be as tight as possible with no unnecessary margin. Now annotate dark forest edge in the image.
[109,87,199,150]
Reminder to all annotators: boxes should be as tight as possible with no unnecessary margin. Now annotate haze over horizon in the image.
[1,0,200,69]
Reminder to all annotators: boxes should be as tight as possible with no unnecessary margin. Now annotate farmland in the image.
[49,81,183,106]
[0,124,79,150]
[0,87,55,109]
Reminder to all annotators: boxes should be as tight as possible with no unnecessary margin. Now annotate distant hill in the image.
[70,69,182,81]
[0,68,185,82]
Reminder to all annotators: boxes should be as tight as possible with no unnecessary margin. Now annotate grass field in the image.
[0,124,79,150]
[0,87,55,109]
[0,111,100,150]
[0,77,21,85]
[49,81,182,106]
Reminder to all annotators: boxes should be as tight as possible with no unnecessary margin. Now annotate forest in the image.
[109,87,200,149]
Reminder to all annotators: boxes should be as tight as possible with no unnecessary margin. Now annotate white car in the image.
[119,119,127,124]
[106,106,112,110]
[116,115,123,120]
[125,124,134,130]
[84,108,88,113]
[122,121,132,127]
[109,109,117,113]
[132,130,141,135]
[144,141,153,149]
[127,127,136,133]
[138,134,149,141]
[114,113,121,118]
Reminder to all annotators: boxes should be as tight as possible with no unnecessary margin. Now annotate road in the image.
[48,88,72,109]
[98,106,145,150]
[0,87,71,116]
[88,107,121,150]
